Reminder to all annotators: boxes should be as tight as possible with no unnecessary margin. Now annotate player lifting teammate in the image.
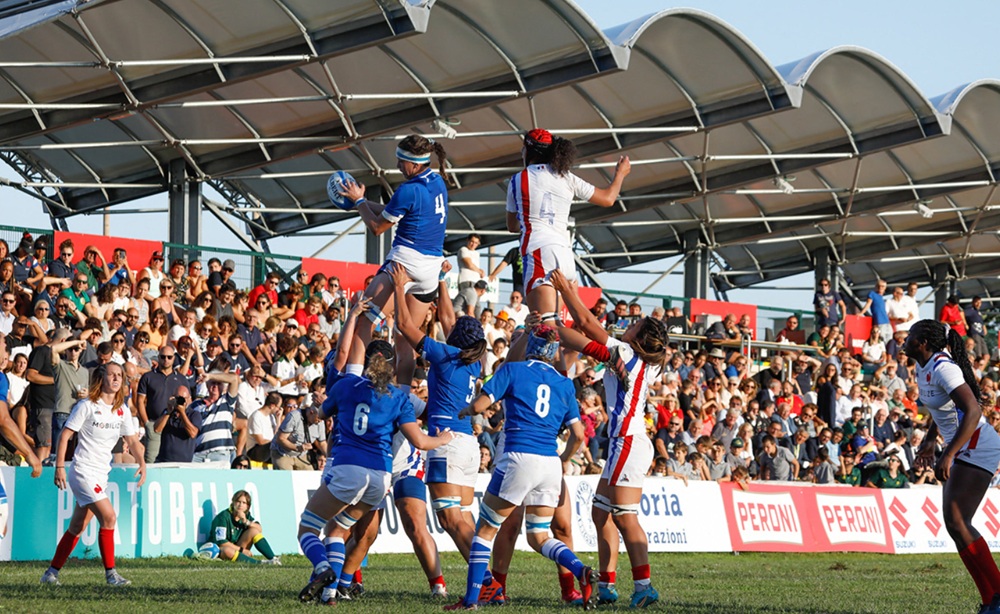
[446,324,597,611]
[551,269,668,608]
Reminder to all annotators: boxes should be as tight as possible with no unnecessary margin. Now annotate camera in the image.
[173,395,187,412]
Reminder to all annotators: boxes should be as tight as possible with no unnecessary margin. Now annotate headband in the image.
[396,147,431,165]
[942,323,951,337]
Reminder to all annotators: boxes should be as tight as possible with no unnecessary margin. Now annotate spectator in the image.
[168,309,201,348]
[812,447,839,484]
[706,443,732,481]
[711,408,740,449]
[237,309,265,363]
[246,391,281,463]
[865,455,909,488]
[26,330,58,460]
[813,278,847,329]
[103,248,135,289]
[138,251,167,299]
[270,402,321,470]
[456,234,485,309]
[758,434,798,481]
[885,286,915,332]
[789,428,817,476]
[192,370,240,463]
[861,327,887,373]
[837,454,862,485]
[774,315,800,343]
[754,355,784,393]
[665,444,696,484]
[654,414,684,460]
[861,279,892,341]
[0,292,17,335]
[966,296,988,357]
[136,345,192,463]
[938,294,967,337]
[49,332,88,451]
[154,385,203,463]
[503,290,529,328]
[705,314,740,344]
[208,259,235,295]
[248,271,281,310]
[479,445,493,473]
[454,280,488,318]
[48,240,76,281]
[488,245,524,296]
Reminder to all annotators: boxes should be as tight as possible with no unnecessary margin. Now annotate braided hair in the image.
[909,319,981,400]
[630,317,670,368]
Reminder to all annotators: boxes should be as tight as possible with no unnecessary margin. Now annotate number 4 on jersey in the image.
[435,193,446,224]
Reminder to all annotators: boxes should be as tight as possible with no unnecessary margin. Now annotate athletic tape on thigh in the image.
[540,311,560,324]
[477,500,505,530]
[593,493,637,515]
[365,304,386,325]
[592,493,613,513]
[334,510,359,531]
[460,505,474,514]
[431,496,462,512]
[524,513,553,534]
[300,509,327,532]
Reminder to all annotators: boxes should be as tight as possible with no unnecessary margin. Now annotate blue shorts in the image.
[393,476,427,502]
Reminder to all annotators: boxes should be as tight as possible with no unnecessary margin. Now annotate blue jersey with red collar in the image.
[382,169,448,256]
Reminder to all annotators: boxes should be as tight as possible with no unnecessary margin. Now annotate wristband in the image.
[354,197,367,206]
[439,270,447,281]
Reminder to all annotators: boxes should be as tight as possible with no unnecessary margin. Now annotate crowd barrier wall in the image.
[4,466,997,561]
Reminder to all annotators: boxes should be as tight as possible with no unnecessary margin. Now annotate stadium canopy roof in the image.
[1,0,999,300]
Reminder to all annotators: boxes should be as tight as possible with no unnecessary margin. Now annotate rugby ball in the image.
[326,170,358,211]
[197,542,220,560]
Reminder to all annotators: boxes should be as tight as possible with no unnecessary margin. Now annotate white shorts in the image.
[324,464,391,508]
[956,425,1000,475]
[488,452,562,508]
[426,433,479,488]
[68,466,109,506]
[524,245,577,293]
[602,435,654,489]
[385,245,444,297]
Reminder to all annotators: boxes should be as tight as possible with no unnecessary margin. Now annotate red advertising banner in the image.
[688,298,756,338]
[720,482,893,554]
[843,314,873,353]
[300,257,380,299]
[54,231,163,275]
[560,286,603,326]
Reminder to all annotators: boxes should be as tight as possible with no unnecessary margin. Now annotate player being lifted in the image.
[550,269,668,608]
[340,135,452,396]
[446,323,598,611]
[505,128,629,323]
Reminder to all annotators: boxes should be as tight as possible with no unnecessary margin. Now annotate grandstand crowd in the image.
[0,229,996,491]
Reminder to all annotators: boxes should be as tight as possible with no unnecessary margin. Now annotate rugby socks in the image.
[338,571,353,593]
[98,528,115,571]
[464,536,494,606]
[490,571,506,592]
[959,537,1000,604]
[354,569,363,584]
[540,539,585,579]
[235,552,260,564]
[558,571,577,599]
[251,533,276,560]
[323,537,347,583]
[632,564,652,592]
[599,570,616,590]
[50,530,80,571]
[298,533,328,570]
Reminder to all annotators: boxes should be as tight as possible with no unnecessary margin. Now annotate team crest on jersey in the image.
[926,374,931,383]
[116,407,123,417]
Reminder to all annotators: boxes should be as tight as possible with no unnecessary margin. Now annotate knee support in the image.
[333,510,359,531]
[524,513,553,534]
[477,501,506,530]
[431,496,462,513]
[593,494,639,516]
[300,509,327,533]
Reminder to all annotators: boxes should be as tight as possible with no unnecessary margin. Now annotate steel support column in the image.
[168,160,201,256]
[682,230,708,300]
[932,263,953,318]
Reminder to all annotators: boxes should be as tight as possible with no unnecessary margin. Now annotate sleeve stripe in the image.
[382,210,403,223]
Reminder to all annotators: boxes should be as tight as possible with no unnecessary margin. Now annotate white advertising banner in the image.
[884,487,1000,554]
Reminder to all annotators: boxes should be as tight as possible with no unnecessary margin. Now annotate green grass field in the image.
[0,551,983,613]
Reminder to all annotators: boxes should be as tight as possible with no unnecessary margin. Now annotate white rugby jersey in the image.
[915,351,984,447]
[65,398,136,476]
[391,393,427,481]
[505,164,595,255]
[583,337,660,439]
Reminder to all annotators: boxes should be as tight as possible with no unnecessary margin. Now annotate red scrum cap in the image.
[524,128,553,151]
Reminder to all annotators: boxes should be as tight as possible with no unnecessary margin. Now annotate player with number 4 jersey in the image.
[339,135,454,399]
